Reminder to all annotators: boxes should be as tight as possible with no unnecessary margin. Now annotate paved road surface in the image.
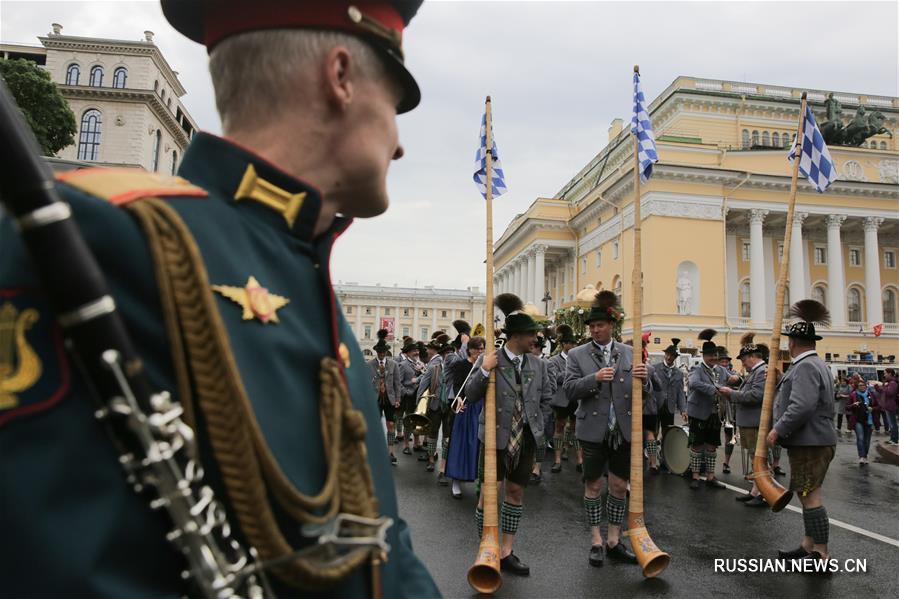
[392,428,899,599]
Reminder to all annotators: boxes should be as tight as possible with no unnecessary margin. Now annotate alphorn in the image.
[467,96,502,594]
[750,93,811,512]
[627,65,670,578]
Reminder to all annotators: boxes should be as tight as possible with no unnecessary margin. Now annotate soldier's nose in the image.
[393,144,405,160]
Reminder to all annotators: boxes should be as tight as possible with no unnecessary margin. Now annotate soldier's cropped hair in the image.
[210,29,386,133]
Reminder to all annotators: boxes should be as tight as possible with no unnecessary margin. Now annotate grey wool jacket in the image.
[731,361,767,428]
[773,352,838,447]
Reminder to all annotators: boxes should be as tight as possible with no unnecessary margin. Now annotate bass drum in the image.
[662,425,690,475]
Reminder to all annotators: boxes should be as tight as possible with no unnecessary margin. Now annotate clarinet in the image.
[0,81,263,598]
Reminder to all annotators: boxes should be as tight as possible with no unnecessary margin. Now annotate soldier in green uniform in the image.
[0,1,439,597]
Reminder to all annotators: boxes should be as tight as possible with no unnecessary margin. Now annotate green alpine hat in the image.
[495,293,541,334]
[698,328,718,355]
[716,345,731,360]
[664,337,681,355]
[372,328,390,353]
[556,324,577,345]
[584,290,624,324]
[785,299,829,341]
[401,336,417,353]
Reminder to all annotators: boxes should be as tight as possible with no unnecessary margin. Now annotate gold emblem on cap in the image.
[234,164,306,228]
[346,4,402,49]
[212,276,290,324]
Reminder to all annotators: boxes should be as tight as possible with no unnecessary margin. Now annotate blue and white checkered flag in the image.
[631,71,659,182]
[788,104,837,193]
[473,111,508,199]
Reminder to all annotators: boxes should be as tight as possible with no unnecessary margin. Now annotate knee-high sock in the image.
[501,502,523,536]
[553,435,563,457]
[426,438,437,458]
[606,494,626,527]
[705,449,718,474]
[690,448,704,474]
[725,439,734,458]
[803,506,829,545]
[646,439,660,460]
[394,412,403,436]
[475,506,484,538]
[563,428,573,447]
[583,495,603,527]
[441,438,450,461]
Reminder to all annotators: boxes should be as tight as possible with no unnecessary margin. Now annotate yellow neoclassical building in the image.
[493,76,898,363]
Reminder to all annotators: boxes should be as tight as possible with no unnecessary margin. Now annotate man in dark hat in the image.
[369,329,403,465]
[649,338,687,471]
[417,333,451,476]
[718,332,768,506]
[396,336,421,455]
[769,300,837,565]
[717,345,740,474]
[686,329,728,489]
[466,293,553,577]
[548,324,582,473]
[563,291,651,568]
[0,2,437,596]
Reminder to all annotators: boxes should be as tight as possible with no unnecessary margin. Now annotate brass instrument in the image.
[402,391,430,437]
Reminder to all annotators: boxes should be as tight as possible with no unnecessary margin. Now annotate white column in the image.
[864,217,885,326]
[430,306,437,332]
[354,302,362,336]
[827,215,847,327]
[789,212,808,301]
[525,250,535,304]
[516,258,525,298]
[561,259,569,302]
[412,302,419,338]
[534,245,546,310]
[749,209,768,326]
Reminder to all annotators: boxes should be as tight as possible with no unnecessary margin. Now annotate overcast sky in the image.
[3,1,897,290]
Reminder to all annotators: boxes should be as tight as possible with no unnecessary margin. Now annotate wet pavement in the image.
[392,427,899,599]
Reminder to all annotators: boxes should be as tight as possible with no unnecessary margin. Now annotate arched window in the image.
[751,130,759,147]
[884,289,897,324]
[812,284,827,307]
[151,130,161,172]
[161,89,166,101]
[112,67,127,89]
[613,277,622,304]
[89,65,104,87]
[871,141,878,149]
[772,132,780,147]
[880,141,888,150]
[65,63,80,85]
[170,150,178,175]
[847,287,863,322]
[762,131,770,146]
[154,79,159,91]
[740,280,751,318]
[77,109,102,160]
[741,129,750,149]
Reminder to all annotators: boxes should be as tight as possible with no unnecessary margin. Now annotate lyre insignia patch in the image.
[0,290,70,427]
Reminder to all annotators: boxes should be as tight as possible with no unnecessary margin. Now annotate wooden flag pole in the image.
[751,92,808,512]
[468,95,503,594]
[627,65,670,578]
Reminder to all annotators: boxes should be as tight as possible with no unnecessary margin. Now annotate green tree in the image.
[0,58,76,155]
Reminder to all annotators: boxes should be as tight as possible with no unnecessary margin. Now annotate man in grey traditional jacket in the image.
[718,332,768,506]
[686,329,727,489]
[548,324,581,473]
[465,293,553,577]
[368,329,403,465]
[649,338,687,472]
[563,291,651,568]
[769,300,837,565]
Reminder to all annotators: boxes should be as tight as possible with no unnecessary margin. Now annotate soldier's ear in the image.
[323,45,354,111]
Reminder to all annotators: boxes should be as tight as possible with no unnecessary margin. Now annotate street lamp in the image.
[542,292,552,320]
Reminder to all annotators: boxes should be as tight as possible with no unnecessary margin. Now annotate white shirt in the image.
[480,346,524,378]
[378,359,386,368]
[791,349,817,365]
[592,340,613,364]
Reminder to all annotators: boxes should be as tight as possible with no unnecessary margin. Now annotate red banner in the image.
[873,323,883,337]
[380,317,396,340]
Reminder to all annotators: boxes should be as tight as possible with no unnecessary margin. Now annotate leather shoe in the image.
[744,495,767,507]
[390,454,398,466]
[735,493,754,502]
[706,478,726,489]
[722,464,731,474]
[551,463,562,473]
[437,472,448,486]
[778,546,810,559]
[690,479,700,489]
[589,544,604,567]
[402,447,412,455]
[606,542,637,564]
[500,552,530,576]
[649,466,660,475]
[529,472,543,485]
[425,463,435,472]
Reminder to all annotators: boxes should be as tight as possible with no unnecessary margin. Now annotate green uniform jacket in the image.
[0,133,439,598]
